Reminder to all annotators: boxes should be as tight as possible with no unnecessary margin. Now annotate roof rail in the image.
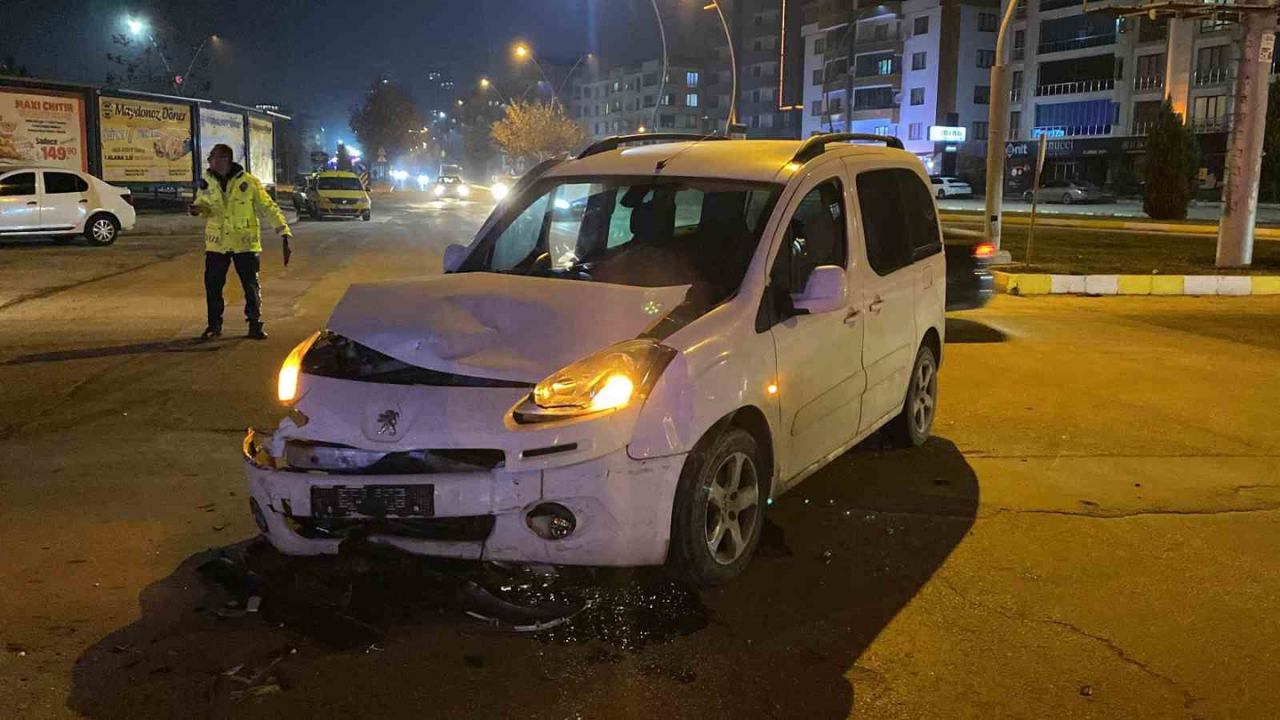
[577,133,727,159]
[792,132,905,163]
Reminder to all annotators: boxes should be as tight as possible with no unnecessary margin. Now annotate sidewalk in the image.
[938,197,1280,225]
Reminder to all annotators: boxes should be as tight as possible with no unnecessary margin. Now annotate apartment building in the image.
[800,2,907,142]
[1004,2,1246,192]
[569,59,722,142]
[728,0,806,136]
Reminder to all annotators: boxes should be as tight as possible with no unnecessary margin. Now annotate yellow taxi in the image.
[293,171,371,221]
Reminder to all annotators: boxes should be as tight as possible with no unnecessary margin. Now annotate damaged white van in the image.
[243,133,946,584]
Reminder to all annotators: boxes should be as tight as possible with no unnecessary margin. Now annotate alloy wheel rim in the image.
[703,450,760,565]
[912,357,937,435]
[92,220,114,241]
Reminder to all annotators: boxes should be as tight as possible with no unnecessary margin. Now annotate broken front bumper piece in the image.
[243,429,686,567]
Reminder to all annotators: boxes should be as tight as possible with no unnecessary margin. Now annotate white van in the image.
[243,133,946,585]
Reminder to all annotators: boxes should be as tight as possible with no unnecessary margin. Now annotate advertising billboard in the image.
[928,125,967,143]
[0,86,87,171]
[198,108,245,169]
[247,115,275,184]
[99,96,194,183]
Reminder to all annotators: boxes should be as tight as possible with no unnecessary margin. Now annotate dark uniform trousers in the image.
[204,251,262,328]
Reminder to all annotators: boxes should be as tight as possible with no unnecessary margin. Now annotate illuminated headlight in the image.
[278,331,320,403]
[433,185,445,197]
[491,182,509,200]
[513,339,677,424]
[457,184,471,197]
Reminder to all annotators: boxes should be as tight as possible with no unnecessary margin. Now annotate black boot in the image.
[200,324,222,340]
[247,322,268,340]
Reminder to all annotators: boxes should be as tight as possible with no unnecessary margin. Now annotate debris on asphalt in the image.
[460,580,589,633]
[820,549,834,564]
[1080,685,1095,697]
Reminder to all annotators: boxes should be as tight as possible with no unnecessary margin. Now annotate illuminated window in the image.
[686,93,699,107]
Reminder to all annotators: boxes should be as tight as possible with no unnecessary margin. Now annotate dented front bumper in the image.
[243,429,685,566]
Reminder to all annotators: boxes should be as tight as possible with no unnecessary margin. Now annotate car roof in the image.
[543,139,914,183]
[0,163,86,173]
[314,170,360,177]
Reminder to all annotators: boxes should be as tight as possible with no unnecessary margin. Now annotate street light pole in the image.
[982,0,1021,250]
[177,35,216,97]
[704,1,738,128]
[651,0,669,132]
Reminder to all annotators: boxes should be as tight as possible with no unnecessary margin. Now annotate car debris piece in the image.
[459,580,589,633]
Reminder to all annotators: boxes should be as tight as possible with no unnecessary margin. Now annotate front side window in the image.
[770,178,847,294]
[43,172,89,194]
[0,172,36,197]
[461,177,781,306]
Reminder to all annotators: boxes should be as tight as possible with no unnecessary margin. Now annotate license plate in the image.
[310,484,434,518]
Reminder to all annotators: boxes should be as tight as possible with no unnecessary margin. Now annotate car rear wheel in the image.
[669,426,765,586]
[85,214,119,246]
[1062,193,1074,205]
[936,189,946,200]
[884,344,938,448]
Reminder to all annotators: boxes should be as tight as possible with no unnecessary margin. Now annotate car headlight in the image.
[457,184,471,197]
[491,182,509,200]
[513,339,677,424]
[433,185,445,197]
[278,331,321,403]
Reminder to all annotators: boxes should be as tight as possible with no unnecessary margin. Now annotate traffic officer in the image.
[190,143,292,340]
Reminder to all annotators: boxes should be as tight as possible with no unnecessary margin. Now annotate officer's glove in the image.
[281,233,292,267]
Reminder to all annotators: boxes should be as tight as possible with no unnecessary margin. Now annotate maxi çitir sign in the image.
[99,96,194,183]
[0,86,87,171]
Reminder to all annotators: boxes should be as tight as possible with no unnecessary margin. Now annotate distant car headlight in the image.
[491,182,509,200]
[457,184,471,197]
[433,184,445,197]
[513,339,677,424]
[278,331,321,404]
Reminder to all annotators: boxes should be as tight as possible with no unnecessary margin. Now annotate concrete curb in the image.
[940,213,1280,239]
[993,271,1280,296]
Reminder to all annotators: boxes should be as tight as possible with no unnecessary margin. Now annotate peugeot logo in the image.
[376,409,399,436]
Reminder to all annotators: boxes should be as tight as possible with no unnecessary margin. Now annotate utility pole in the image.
[982,0,1021,250]
[1216,6,1277,267]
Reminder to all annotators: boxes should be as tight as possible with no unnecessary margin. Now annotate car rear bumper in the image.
[243,429,685,566]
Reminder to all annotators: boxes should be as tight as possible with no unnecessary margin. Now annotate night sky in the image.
[3,0,712,137]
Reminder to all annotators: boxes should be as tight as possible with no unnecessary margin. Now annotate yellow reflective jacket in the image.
[194,163,290,253]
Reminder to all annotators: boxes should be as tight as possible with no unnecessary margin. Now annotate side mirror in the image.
[443,243,469,272]
[791,265,847,315]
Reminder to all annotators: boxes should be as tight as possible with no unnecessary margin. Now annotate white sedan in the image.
[930,175,972,199]
[0,165,136,245]
[243,133,945,585]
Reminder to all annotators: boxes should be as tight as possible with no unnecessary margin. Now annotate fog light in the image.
[527,503,576,540]
[249,497,269,534]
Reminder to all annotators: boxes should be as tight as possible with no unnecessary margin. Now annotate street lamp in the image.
[126,17,145,36]
[699,1,738,128]
[480,77,511,105]
[511,41,558,108]
[479,78,490,88]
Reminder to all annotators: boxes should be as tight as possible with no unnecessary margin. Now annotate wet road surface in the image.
[1,193,1278,718]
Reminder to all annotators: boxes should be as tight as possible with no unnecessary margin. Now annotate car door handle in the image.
[27,201,38,206]
[79,199,89,203]
[843,307,860,325]
[868,297,885,314]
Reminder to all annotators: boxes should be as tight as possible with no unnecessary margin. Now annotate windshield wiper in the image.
[491,268,593,281]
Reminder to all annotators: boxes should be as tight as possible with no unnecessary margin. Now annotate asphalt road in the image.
[2,194,1278,719]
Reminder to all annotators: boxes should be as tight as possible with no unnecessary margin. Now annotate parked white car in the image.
[243,133,946,585]
[0,165,136,245]
[930,175,972,199]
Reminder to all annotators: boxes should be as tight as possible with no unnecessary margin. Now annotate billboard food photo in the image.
[99,96,194,182]
[0,86,87,171]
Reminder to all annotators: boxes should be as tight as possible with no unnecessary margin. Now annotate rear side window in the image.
[0,172,36,197]
[856,168,940,275]
[43,172,89,194]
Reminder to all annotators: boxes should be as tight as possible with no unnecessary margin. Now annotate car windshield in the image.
[317,177,364,191]
[459,176,781,304]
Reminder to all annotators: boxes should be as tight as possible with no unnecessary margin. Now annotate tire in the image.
[85,214,119,246]
[669,426,766,586]
[936,189,946,200]
[883,344,939,449]
[362,210,371,222]
[1023,191,1033,202]
[1061,193,1074,205]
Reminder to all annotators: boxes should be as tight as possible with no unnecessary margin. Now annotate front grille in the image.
[302,331,532,389]
[285,440,505,473]
[291,514,495,542]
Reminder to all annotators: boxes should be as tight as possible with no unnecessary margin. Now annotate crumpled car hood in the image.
[325,272,690,384]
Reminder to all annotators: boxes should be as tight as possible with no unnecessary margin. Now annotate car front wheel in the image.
[884,344,938,448]
[85,214,119,246]
[362,210,371,221]
[669,426,765,586]
[936,189,946,199]
[1062,193,1074,205]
